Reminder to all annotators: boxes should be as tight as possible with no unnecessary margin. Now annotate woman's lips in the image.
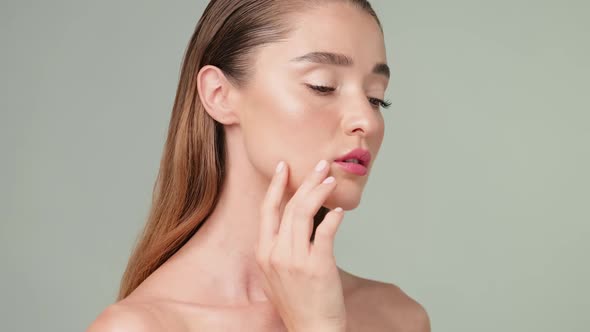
[334,148,371,168]
[334,161,368,176]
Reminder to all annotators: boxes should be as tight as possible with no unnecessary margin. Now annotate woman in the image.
[88,0,430,331]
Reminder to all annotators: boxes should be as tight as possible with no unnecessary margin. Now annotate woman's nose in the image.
[342,96,381,137]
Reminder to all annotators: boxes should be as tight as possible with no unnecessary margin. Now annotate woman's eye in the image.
[306,84,335,94]
[368,97,392,110]
[306,84,391,110]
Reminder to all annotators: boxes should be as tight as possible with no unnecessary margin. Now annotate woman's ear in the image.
[197,65,240,125]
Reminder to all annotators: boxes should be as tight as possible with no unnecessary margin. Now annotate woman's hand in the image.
[256,160,347,332]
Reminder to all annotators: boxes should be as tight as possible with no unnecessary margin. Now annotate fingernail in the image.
[322,176,335,184]
[315,160,328,172]
[334,207,343,212]
[276,161,285,173]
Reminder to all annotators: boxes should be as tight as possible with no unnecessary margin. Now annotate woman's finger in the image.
[310,207,344,262]
[276,160,332,258]
[258,161,288,256]
[292,175,338,261]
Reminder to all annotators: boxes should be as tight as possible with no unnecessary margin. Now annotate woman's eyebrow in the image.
[290,51,390,79]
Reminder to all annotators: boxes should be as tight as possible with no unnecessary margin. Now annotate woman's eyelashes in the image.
[369,97,392,109]
[305,84,391,110]
[306,84,335,94]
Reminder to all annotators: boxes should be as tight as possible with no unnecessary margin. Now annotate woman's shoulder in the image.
[88,271,429,332]
[339,268,431,332]
[86,300,170,332]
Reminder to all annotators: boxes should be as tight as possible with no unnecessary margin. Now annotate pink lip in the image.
[334,161,368,176]
[334,148,371,176]
[334,148,371,167]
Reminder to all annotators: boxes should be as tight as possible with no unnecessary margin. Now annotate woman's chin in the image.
[323,185,364,211]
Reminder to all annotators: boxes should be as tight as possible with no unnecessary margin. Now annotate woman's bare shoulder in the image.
[86,301,167,332]
[340,269,431,332]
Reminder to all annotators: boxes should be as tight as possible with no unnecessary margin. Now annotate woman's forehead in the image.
[280,4,385,60]
[253,15,384,67]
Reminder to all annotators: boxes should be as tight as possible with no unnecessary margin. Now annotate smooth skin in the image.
[88,161,430,332]
[256,159,346,331]
[88,2,430,331]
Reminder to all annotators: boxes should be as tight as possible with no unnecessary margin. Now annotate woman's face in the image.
[237,3,389,210]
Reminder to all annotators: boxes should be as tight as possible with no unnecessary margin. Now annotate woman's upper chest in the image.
[155,286,392,332]
[154,301,288,332]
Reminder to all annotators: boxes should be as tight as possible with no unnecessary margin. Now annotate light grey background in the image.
[1,0,589,331]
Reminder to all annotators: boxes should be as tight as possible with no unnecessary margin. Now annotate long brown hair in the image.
[117,0,382,301]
